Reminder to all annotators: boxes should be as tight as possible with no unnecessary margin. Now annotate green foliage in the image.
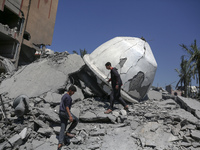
[176,39,200,97]
[80,49,87,58]
[72,49,88,58]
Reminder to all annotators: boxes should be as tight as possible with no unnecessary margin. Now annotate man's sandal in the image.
[66,132,75,138]
[104,109,112,114]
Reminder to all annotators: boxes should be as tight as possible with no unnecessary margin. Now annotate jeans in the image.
[109,86,127,110]
[58,111,79,144]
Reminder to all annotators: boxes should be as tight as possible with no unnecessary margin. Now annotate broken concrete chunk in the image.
[169,109,199,124]
[37,127,53,137]
[80,111,97,122]
[71,85,84,101]
[132,122,179,149]
[90,129,106,136]
[8,134,23,147]
[43,92,61,105]
[177,96,200,119]
[191,130,200,141]
[19,127,27,139]
[34,119,49,128]
[71,107,81,119]
[148,89,162,100]
[37,107,59,122]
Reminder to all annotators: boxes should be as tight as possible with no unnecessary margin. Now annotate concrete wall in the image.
[22,0,58,46]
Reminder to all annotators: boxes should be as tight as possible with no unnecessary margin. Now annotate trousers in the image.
[58,111,79,144]
[109,85,127,110]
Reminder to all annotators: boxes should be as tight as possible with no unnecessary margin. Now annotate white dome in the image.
[83,37,157,101]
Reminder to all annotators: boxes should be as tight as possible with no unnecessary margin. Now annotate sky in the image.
[48,0,200,89]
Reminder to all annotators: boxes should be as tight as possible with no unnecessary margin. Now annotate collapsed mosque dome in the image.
[83,37,157,102]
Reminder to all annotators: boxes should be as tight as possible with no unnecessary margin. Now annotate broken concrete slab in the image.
[177,96,200,119]
[147,89,162,100]
[101,126,139,150]
[132,122,179,149]
[169,108,199,124]
[191,130,200,142]
[43,92,62,105]
[0,54,85,98]
[37,107,59,122]
[157,99,178,110]
[37,127,53,137]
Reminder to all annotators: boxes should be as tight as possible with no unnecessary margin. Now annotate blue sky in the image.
[48,0,200,89]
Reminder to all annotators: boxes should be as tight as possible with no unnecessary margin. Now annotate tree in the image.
[175,56,192,97]
[79,49,87,58]
[180,40,200,96]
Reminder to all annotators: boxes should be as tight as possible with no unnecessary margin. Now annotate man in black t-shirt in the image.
[58,85,78,149]
[104,62,128,114]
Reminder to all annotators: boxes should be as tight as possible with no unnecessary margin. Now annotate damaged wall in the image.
[0,0,58,72]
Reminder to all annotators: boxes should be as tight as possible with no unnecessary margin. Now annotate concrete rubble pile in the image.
[0,52,200,150]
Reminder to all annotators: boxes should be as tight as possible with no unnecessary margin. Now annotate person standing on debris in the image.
[58,85,79,150]
[104,62,129,114]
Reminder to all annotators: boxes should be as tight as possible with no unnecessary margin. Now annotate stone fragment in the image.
[80,111,97,122]
[37,127,53,137]
[49,135,58,144]
[37,107,60,122]
[132,122,179,149]
[177,96,200,118]
[157,99,178,110]
[34,119,49,128]
[130,120,140,130]
[120,109,127,116]
[112,111,120,117]
[102,126,138,150]
[90,129,106,136]
[148,89,162,100]
[87,143,101,150]
[196,110,200,119]
[43,92,61,105]
[169,109,199,124]
[83,37,157,102]
[71,85,84,101]
[71,136,83,144]
[8,134,23,147]
[19,127,27,139]
[53,126,60,134]
[191,130,200,141]
[71,107,80,119]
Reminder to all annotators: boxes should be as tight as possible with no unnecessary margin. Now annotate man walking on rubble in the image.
[104,62,129,114]
[58,85,79,150]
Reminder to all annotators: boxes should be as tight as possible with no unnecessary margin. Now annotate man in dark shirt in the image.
[58,85,79,149]
[104,62,128,114]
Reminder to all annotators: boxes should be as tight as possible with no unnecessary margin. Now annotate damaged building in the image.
[0,0,58,73]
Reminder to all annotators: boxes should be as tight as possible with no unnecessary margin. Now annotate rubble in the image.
[0,52,200,150]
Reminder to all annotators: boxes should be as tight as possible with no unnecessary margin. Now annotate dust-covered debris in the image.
[0,53,200,150]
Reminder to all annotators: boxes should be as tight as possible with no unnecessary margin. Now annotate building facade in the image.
[0,0,58,72]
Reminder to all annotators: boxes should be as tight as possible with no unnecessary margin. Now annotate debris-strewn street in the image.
[0,53,200,150]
